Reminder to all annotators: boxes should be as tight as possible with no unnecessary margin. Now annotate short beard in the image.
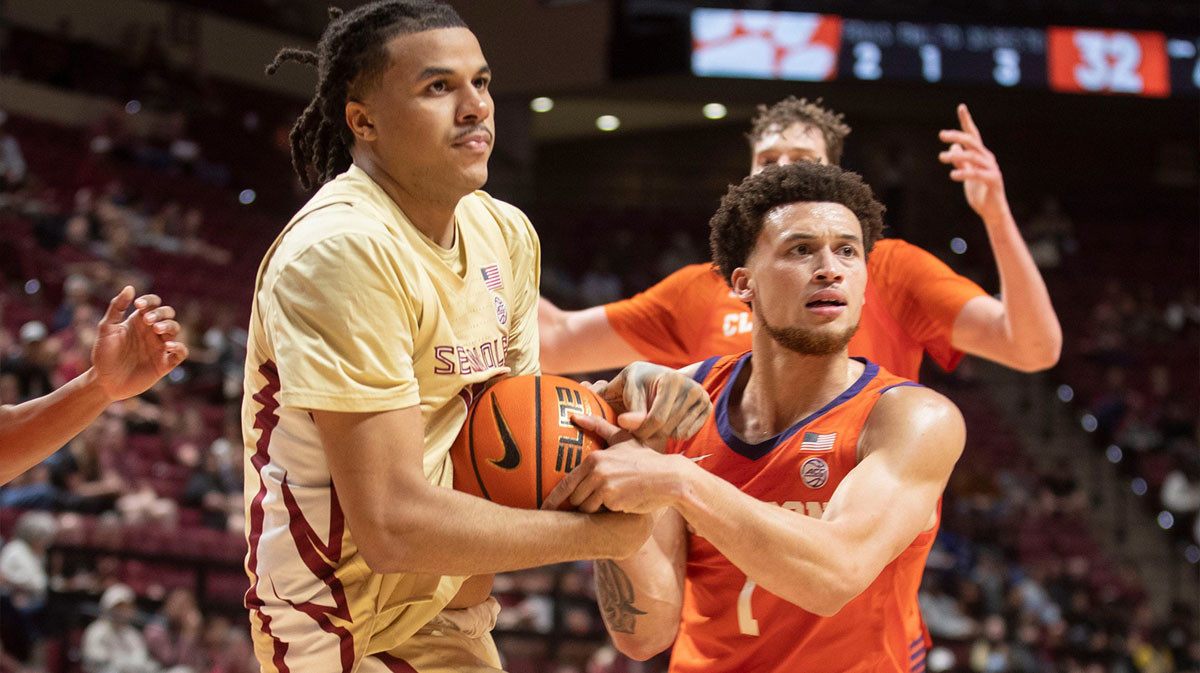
[761,316,858,356]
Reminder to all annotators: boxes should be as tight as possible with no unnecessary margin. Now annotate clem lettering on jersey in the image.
[722,312,753,337]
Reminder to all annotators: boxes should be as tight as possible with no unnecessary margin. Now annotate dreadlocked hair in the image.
[748,96,851,166]
[266,1,468,190]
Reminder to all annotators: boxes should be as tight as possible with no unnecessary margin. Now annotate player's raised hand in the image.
[590,362,712,444]
[92,286,189,402]
[938,104,1010,223]
[543,413,688,515]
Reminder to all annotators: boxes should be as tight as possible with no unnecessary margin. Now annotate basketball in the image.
[450,375,614,510]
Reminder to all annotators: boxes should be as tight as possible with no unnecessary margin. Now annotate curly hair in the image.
[709,163,885,286]
[747,96,851,166]
[265,1,468,191]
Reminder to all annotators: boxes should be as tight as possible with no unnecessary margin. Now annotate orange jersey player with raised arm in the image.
[539,98,1061,382]
[544,162,967,673]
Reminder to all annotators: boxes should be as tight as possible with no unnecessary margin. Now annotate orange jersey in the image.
[666,353,935,673]
[605,238,987,381]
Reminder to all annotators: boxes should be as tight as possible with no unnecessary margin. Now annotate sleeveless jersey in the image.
[605,239,986,380]
[241,165,540,672]
[667,353,935,673]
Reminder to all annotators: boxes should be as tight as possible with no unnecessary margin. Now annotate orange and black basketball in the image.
[450,375,614,510]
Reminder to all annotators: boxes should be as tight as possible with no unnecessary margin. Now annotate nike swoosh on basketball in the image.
[489,395,522,470]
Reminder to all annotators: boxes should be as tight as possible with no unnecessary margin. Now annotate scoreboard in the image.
[690,9,1200,97]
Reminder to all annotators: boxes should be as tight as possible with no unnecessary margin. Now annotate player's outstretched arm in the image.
[0,287,187,484]
[543,417,689,659]
[547,387,964,616]
[312,405,655,576]
[595,510,688,660]
[939,104,1062,372]
[676,386,964,615]
[538,296,642,374]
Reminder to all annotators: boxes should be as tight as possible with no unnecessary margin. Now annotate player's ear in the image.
[345,101,376,142]
[730,268,754,303]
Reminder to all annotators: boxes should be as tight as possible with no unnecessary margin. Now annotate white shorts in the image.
[360,598,504,673]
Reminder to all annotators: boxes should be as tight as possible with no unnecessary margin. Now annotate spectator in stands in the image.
[0,287,187,485]
[141,201,185,253]
[1025,195,1076,272]
[82,583,157,673]
[1162,454,1200,543]
[3,321,55,400]
[164,112,201,172]
[201,306,247,401]
[200,616,255,673]
[53,303,100,385]
[142,587,204,673]
[920,572,979,641]
[1041,458,1084,515]
[0,373,19,407]
[653,231,701,280]
[88,103,137,160]
[1164,288,1200,333]
[0,109,27,191]
[181,438,239,531]
[969,614,1014,672]
[178,207,230,265]
[578,256,622,306]
[53,273,97,332]
[0,511,58,666]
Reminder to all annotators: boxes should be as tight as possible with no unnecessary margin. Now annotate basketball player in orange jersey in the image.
[0,286,186,484]
[244,3,708,672]
[539,98,1061,381]
[544,161,966,672]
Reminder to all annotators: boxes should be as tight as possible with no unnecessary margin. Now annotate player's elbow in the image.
[354,530,410,574]
[611,629,676,661]
[1011,339,1062,372]
[791,565,873,617]
[804,584,860,617]
[351,511,432,575]
[1012,321,1063,372]
[1030,335,1063,371]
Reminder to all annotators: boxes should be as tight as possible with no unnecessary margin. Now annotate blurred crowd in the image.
[925,451,1197,672]
[1,511,255,673]
[1078,279,1200,550]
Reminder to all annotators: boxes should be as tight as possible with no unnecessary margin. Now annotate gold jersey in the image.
[241,164,539,672]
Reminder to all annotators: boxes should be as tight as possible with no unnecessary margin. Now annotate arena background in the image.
[0,0,1197,671]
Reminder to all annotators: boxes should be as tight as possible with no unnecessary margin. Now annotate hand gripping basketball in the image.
[542,413,687,515]
[592,362,711,445]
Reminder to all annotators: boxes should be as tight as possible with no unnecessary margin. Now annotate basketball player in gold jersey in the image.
[244,3,709,672]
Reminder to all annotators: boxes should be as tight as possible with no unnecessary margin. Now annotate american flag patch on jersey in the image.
[481,263,503,290]
[800,432,836,451]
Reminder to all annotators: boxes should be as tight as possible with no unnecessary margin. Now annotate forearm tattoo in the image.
[595,560,647,634]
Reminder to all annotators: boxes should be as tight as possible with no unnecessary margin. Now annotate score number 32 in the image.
[1048,27,1170,97]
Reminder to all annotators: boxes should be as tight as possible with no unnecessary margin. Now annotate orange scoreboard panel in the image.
[1047,27,1169,96]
